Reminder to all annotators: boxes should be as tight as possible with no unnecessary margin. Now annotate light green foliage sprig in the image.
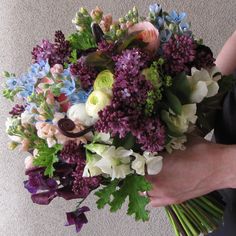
[95,174,152,221]
[33,141,62,177]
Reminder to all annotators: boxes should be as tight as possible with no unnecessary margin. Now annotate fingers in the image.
[149,197,184,207]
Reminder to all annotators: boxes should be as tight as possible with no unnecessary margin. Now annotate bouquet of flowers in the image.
[3,3,236,236]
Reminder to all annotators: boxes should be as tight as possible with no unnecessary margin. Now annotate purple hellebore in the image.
[65,206,90,233]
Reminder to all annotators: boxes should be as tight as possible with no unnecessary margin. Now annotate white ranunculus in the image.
[85,144,133,180]
[21,110,35,126]
[85,90,111,119]
[144,152,163,175]
[187,67,221,103]
[67,103,97,126]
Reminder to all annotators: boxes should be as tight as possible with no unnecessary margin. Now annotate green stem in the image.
[200,196,224,215]
[174,204,199,236]
[171,205,194,236]
[165,208,181,236]
[180,203,206,234]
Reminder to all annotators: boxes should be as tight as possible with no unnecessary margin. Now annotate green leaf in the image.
[112,132,136,150]
[68,31,97,50]
[95,179,119,209]
[109,175,152,221]
[69,49,78,64]
[172,72,191,103]
[33,143,62,177]
[165,90,182,115]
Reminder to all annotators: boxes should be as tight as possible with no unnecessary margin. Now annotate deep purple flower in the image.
[31,190,58,205]
[163,34,196,74]
[72,161,101,198]
[60,141,86,164]
[70,57,97,90]
[32,31,71,66]
[9,104,25,116]
[132,117,166,152]
[97,40,115,55]
[113,48,150,79]
[192,44,215,70]
[65,206,90,233]
[24,168,57,194]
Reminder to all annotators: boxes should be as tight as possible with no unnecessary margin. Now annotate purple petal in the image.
[31,190,57,205]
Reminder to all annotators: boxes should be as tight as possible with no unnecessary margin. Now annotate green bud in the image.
[119,17,126,23]
[8,142,18,150]
[79,7,88,15]
[2,71,10,78]
[116,29,123,37]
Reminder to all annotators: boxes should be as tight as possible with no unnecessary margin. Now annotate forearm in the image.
[216,31,236,75]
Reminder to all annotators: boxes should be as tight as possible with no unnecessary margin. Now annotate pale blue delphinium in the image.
[155,16,165,29]
[160,29,172,43]
[18,85,34,98]
[62,68,70,78]
[149,3,162,16]
[29,60,50,79]
[69,88,92,104]
[166,10,187,24]
[6,77,20,90]
[60,79,76,96]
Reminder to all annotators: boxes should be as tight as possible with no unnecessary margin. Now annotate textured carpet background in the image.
[0,1,235,235]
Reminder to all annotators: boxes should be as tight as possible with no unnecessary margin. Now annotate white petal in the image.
[146,156,163,175]
[207,82,219,97]
[131,154,145,175]
[191,81,208,103]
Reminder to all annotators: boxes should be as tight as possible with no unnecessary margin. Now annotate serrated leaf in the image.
[109,175,152,222]
[95,179,119,209]
[33,143,62,177]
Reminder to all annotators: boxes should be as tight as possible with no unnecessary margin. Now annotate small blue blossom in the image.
[6,77,19,90]
[60,79,76,96]
[69,88,92,104]
[155,16,165,29]
[160,29,172,43]
[62,68,71,78]
[29,60,50,79]
[179,22,190,33]
[149,3,162,16]
[18,85,34,98]
[166,11,187,24]
[25,103,37,112]
[20,74,37,87]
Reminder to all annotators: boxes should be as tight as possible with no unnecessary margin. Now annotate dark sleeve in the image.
[214,73,236,144]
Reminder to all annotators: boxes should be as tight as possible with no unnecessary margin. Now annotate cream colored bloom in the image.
[187,67,221,103]
[24,155,35,170]
[21,110,35,126]
[85,144,133,180]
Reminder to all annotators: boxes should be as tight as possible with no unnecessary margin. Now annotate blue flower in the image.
[166,11,187,24]
[62,68,71,78]
[69,88,92,104]
[60,79,76,96]
[18,85,34,98]
[6,77,19,90]
[20,74,37,87]
[179,22,190,33]
[155,16,165,29]
[29,60,50,79]
[160,29,172,42]
[149,3,162,16]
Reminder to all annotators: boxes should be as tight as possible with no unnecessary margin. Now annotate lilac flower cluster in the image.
[97,40,115,55]
[70,57,98,90]
[32,31,71,66]
[163,34,196,74]
[9,104,25,116]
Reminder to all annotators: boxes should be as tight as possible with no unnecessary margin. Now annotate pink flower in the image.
[128,21,160,54]
[100,14,113,32]
[50,64,64,75]
[21,139,30,152]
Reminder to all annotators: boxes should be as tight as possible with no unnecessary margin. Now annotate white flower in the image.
[21,110,35,126]
[162,104,197,134]
[5,117,22,143]
[83,153,103,177]
[85,90,111,119]
[85,144,133,180]
[67,103,96,126]
[166,136,187,153]
[187,67,221,103]
[24,155,35,170]
[131,152,163,176]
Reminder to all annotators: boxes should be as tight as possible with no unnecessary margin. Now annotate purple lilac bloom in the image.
[32,31,70,66]
[113,48,150,79]
[96,74,153,138]
[9,104,25,116]
[65,206,90,233]
[163,34,196,74]
[97,40,115,55]
[70,57,98,90]
[72,160,101,198]
[60,141,86,164]
[132,117,166,152]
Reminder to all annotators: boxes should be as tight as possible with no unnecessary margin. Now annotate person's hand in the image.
[145,135,236,207]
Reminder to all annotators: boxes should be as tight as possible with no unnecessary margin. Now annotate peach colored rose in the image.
[50,64,64,75]
[128,21,160,54]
